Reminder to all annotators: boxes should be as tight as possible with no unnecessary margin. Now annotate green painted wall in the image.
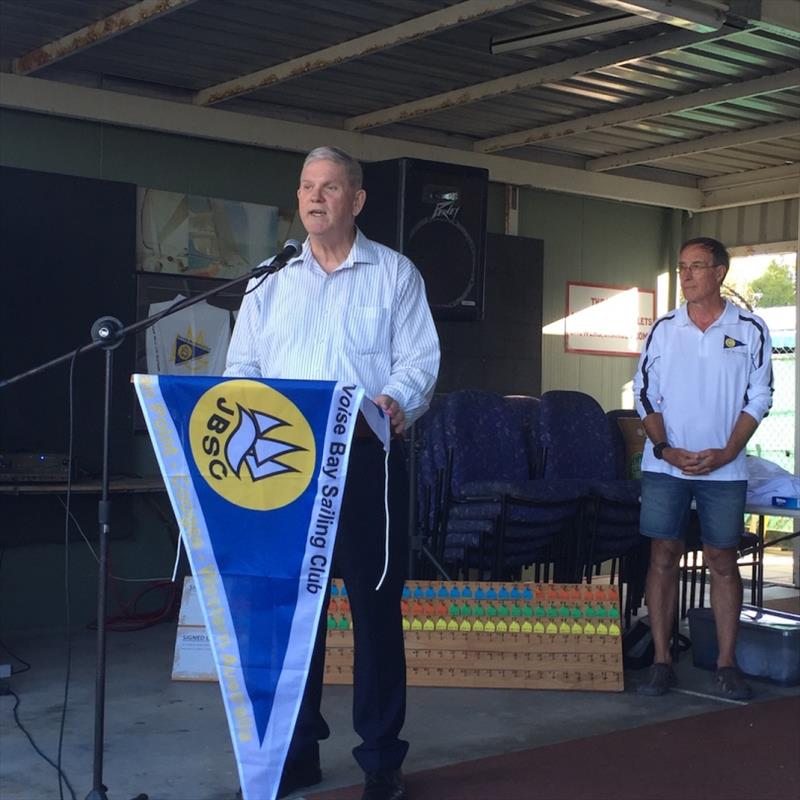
[0,108,303,206]
[517,188,673,411]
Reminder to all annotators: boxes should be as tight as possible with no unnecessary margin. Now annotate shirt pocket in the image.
[344,306,388,355]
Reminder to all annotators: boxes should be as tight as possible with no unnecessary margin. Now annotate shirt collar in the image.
[677,299,733,328]
[289,227,379,272]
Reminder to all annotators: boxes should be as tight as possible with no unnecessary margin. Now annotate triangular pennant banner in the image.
[133,374,369,800]
[174,335,211,365]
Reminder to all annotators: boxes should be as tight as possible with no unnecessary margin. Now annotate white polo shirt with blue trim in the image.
[634,300,773,480]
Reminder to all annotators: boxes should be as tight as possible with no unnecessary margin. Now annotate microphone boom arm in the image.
[0,240,301,390]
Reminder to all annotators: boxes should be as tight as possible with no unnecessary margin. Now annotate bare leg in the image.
[645,538,685,664]
[704,544,743,668]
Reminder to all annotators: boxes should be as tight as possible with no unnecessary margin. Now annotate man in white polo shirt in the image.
[633,237,773,699]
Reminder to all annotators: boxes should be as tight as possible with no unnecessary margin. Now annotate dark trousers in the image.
[287,437,410,773]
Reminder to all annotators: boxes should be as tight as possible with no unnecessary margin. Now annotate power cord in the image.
[0,636,31,675]
[6,687,77,800]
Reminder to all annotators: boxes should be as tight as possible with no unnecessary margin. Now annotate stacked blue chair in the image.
[539,391,645,624]
[431,391,584,581]
[503,395,543,479]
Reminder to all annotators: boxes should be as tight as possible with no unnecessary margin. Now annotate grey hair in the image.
[303,146,363,189]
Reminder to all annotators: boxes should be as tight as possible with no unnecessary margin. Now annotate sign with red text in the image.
[565,282,655,357]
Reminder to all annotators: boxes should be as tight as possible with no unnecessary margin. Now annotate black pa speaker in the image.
[358,158,488,321]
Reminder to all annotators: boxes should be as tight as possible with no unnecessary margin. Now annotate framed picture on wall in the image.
[136,188,282,278]
[565,281,655,357]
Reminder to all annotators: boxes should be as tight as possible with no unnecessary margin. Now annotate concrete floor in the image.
[3,578,799,800]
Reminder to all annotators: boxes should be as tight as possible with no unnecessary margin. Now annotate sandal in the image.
[638,662,677,696]
[715,667,752,700]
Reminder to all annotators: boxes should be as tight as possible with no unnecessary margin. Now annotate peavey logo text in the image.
[432,196,460,223]
[189,380,315,510]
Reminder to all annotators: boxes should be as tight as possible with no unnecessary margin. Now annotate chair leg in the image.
[671,591,682,663]
[699,562,707,608]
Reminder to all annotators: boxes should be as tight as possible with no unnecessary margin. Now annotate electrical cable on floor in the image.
[0,638,31,675]
[6,687,77,800]
[57,503,181,631]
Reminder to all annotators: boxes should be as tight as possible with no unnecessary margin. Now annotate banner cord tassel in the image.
[171,535,183,583]
[374,446,391,591]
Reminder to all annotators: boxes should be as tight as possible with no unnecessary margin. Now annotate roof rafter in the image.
[475,68,800,153]
[343,25,742,132]
[587,119,800,171]
[12,0,199,76]
[194,0,533,107]
[698,162,800,190]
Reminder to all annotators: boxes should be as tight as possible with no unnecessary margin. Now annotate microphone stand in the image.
[0,252,295,800]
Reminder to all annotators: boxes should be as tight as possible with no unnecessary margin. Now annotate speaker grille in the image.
[359,158,488,321]
[406,217,477,309]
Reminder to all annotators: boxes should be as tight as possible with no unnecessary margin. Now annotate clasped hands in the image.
[663,446,733,476]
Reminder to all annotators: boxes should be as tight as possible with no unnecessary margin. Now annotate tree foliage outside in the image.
[749,260,796,308]
[722,256,796,310]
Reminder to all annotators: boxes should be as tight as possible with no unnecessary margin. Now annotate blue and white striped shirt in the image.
[225,229,440,424]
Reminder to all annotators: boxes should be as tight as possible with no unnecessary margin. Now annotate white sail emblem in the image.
[225,404,307,481]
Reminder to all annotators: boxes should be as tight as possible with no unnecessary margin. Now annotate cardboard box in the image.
[688,605,800,686]
[172,576,216,681]
[172,625,216,681]
[615,417,646,479]
[177,575,204,626]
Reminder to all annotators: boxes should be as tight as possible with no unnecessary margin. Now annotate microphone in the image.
[256,239,302,273]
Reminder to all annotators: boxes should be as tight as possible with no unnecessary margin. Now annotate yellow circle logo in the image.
[189,380,316,510]
[725,336,735,348]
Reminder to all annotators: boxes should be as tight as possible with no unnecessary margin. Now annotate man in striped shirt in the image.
[226,146,440,800]
[633,237,772,701]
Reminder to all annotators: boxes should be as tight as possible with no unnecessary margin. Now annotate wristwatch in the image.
[652,441,669,460]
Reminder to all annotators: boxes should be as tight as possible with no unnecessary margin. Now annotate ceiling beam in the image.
[587,119,800,171]
[12,0,199,76]
[597,1,728,33]
[343,26,735,131]
[756,0,800,36]
[475,68,800,153]
[0,72,703,210]
[489,9,653,53]
[698,163,800,190]
[194,0,533,107]
[701,176,800,210]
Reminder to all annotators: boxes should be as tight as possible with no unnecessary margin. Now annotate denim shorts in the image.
[640,471,746,549]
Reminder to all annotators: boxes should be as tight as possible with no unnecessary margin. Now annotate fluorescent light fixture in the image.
[490,10,654,54]
[599,1,728,33]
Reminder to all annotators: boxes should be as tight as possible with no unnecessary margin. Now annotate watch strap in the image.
[653,441,669,460]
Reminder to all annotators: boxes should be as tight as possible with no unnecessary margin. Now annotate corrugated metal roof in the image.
[0,0,797,208]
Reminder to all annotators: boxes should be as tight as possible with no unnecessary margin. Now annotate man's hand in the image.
[662,447,703,472]
[679,447,732,476]
[374,394,406,435]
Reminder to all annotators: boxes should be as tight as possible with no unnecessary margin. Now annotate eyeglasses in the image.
[675,262,720,275]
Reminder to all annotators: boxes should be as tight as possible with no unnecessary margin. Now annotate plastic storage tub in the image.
[687,605,800,686]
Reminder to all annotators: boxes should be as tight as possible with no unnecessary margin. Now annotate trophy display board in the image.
[324,580,624,692]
